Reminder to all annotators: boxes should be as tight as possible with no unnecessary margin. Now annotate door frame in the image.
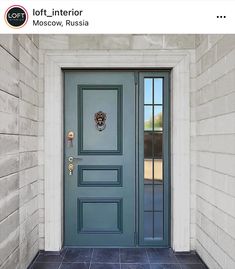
[44,50,191,252]
[63,70,170,247]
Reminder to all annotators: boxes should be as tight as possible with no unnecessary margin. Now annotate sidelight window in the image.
[144,77,164,240]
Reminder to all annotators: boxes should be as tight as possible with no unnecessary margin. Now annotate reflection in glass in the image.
[144,212,153,238]
[144,132,153,158]
[154,106,163,131]
[144,106,152,131]
[153,132,162,159]
[144,185,153,211]
[154,159,163,181]
[154,212,163,239]
[154,78,163,104]
[144,79,153,104]
[144,159,153,184]
[154,185,163,211]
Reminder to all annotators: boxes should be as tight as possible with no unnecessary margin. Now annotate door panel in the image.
[77,198,122,233]
[78,165,122,186]
[78,85,122,153]
[64,71,136,246]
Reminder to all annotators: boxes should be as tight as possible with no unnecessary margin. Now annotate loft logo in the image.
[5,5,28,28]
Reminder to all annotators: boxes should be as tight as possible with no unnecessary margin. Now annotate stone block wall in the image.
[0,35,40,269]
[193,35,235,268]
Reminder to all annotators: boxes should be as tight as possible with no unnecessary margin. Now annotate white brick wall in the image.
[0,35,40,269]
[194,35,235,269]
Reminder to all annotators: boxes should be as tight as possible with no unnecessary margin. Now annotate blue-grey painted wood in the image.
[77,198,123,234]
[77,85,123,154]
[64,71,136,246]
[78,165,122,187]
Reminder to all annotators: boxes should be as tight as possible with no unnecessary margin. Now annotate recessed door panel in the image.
[78,165,122,186]
[79,86,122,154]
[78,199,122,233]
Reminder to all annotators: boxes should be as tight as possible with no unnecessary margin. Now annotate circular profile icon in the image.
[5,5,28,29]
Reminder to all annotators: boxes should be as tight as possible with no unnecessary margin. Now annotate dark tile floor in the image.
[29,248,208,269]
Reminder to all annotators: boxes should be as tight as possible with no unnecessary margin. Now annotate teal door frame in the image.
[63,69,171,247]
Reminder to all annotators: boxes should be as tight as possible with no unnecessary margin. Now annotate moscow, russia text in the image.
[32,8,89,27]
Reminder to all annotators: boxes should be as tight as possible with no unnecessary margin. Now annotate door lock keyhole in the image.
[68,163,74,176]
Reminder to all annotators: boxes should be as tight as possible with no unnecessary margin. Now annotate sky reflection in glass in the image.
[144,78,152,104]
[154,78,163,104]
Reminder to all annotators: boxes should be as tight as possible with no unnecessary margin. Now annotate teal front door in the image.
[64,71,136,246]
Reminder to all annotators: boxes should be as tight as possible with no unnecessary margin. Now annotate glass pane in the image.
[154,159,163,181]
[154,106,163,131]
[144,78,153,104]
[153,132,163,181]
[144,212,153,238]
[154,78,163,104]
[144,185,153,211]
[144,131,153,184]
[154,212,163,239]
[153,132,163,159]
[154,185,163,211]
[144,106,153,131]
[144,132,153,158]
[144,159,153,184]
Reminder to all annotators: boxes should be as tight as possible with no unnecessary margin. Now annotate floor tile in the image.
[120,248,148,263]
[60,247,68,257]
[30,262,61,269]
[155,249,175,256]
[63,248,92,262]
[28,248,208,269]
[150,264,181,269]
[35,253,64,263]
[60,262,90,269]
[90,263,120,269]
[176,254,202,264]
[147,249,178,264]
[180,264,208,269]
[92,248,119,262]
[121,264,150,269]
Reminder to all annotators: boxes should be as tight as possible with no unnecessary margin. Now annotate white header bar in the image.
[1,0,234,34]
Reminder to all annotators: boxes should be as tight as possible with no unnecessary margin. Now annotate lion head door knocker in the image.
[94,111,107,131]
